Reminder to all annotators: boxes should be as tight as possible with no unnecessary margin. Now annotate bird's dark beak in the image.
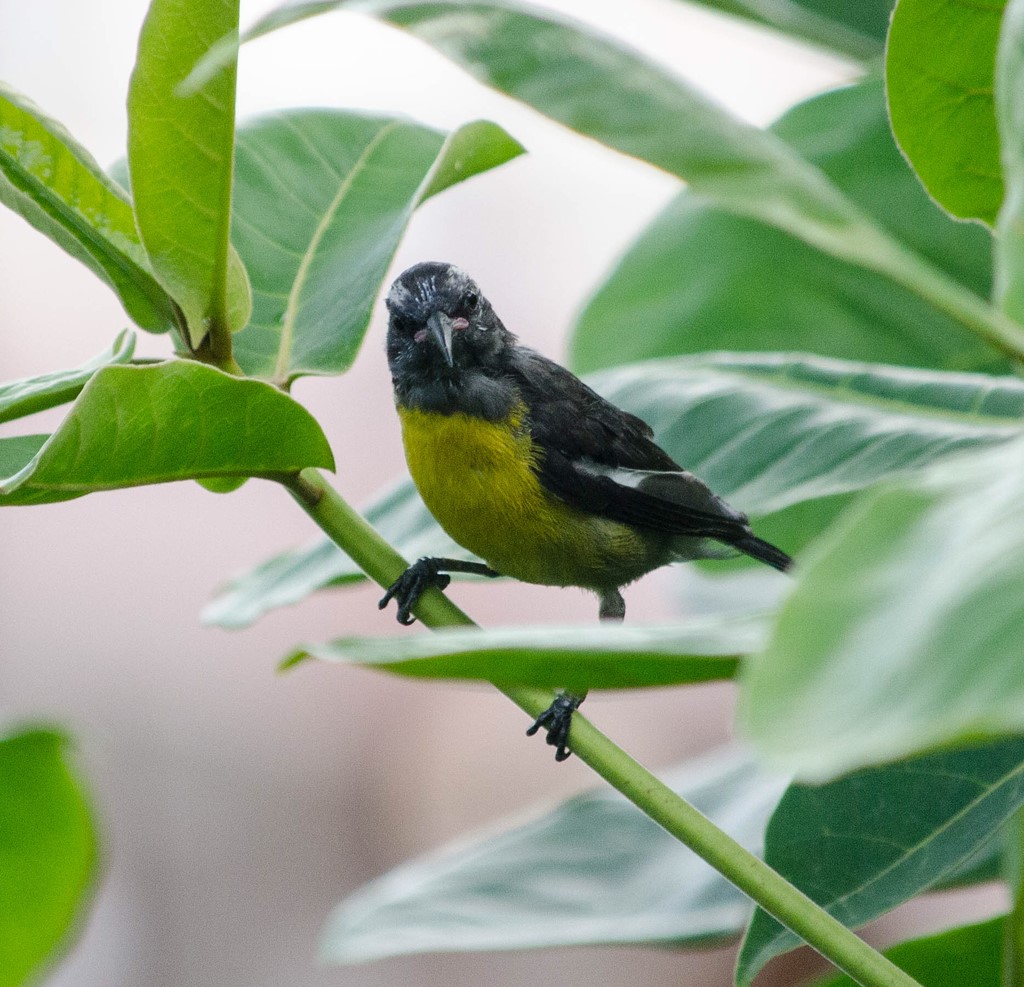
[426,311,455,368]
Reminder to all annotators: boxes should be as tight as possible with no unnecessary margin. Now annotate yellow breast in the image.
[398,402,655,589]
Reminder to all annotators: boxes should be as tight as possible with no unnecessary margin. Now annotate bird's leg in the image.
[379,557,499,625]
[528,588,625,761]
[599,588,626,622]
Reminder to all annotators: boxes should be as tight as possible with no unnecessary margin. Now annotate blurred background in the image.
[0,1,1004,983]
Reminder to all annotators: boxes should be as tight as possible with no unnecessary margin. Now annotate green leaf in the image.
[995,0,1024,322]
[214,0,1024,359]
[231,111,522,381]
[291,614,762,691]
[571,80,999,374]
[0,331,135,425]
[188,1,1024,358]
[0,362,334,506]
[205,352,1024,626]
[0,729,97,987]
[739,438,1024,780]
[814,917,1003,987]
[673,0,891,61]
[206,536,358,628]
[594,355,1024,514]
[250,0,884,252]
[127,0,251,349]
[189,0,891,89]
[886,0,1006,225]
[0,436,48,478]
[203,480,469,628]
[321,747,787,963]
[415,118,525,204]
[736,739,1024,984]
[0,83,177,333]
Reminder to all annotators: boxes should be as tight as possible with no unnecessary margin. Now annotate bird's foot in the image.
[527,692,585,762]
[379,557,451,625]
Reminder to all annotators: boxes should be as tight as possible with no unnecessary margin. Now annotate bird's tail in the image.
[732,534,792,573]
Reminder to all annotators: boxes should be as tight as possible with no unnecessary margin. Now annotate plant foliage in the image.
[5,0,1024,983]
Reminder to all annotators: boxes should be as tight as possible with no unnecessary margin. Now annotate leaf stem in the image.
[897,250,1024,364]
[192,319,243,375]
[280,467,922,987]
[1003,810,1024,986]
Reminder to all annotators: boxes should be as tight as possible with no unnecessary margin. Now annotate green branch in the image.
[1004,809,1024,986]
[280,467,923,987]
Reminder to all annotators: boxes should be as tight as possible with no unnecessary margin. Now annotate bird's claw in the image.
[526,693,581,762]
[379,558,451,625]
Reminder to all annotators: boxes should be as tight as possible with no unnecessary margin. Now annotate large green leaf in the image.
[321,747,788,963]
[233,0,882,255]
[231,112,522,381]
[886,0,1006,225]
[0,331,135,425]
[814,917,1003,987]
[675,0,891,61]
[204,353,1024,626]
[290,615,763,691]
[594,355,1024,515]
[321,742,1002,964]
[0,362,334,506]
[191,0,892,85]
[127,0,251,349]
[739,438,1024,780]
[736,739,1024,984]
[204,480,474,628]
[203,0,1024,358]
[0,729,97,987]
[571,80,998,373]
[0,83,177,333]
[205,521,791,631]
[181,0,1024,362]
[995,0,1024,322]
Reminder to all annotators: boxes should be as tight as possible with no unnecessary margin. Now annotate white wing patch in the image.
[575,459,747,521]
[575,461,663,489]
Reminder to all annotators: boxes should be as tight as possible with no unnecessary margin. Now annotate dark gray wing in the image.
[509,348,679,471]
[508,350,792,571]
[509,349,748,536]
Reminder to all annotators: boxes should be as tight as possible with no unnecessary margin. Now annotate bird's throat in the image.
[395,367,518,421]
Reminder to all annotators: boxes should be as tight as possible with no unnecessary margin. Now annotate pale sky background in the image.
[0,2,1002,985]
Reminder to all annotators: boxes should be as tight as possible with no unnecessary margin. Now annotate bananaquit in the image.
[380,261,791,760]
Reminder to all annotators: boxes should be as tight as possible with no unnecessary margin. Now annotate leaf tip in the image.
[278,649,312,673]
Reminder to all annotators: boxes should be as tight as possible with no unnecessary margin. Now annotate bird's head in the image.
[385,262,513,384]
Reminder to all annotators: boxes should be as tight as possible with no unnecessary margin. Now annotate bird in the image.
[379,261,791,760]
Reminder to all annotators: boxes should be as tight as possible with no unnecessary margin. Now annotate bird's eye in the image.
[463,290,479,310]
